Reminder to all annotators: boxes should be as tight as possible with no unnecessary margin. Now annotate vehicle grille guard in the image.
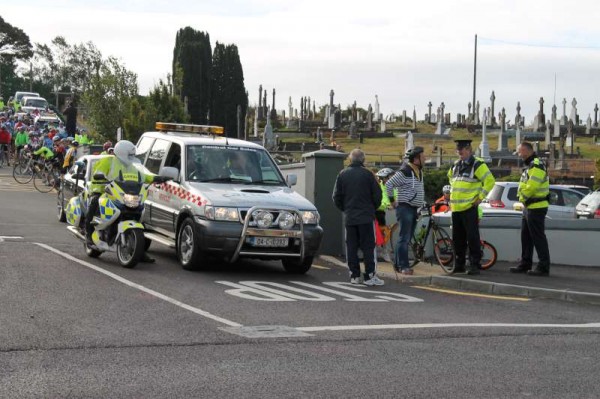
[230,205,305,263]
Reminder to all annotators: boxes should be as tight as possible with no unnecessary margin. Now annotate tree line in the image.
[0,17,248,142]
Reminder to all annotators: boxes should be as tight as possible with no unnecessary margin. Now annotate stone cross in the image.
[552,104,557,124]
[570,98,578,124]
[538,97,546,129]
[561,98,567,125]
[427,101,433,122]
[374,95,380,122]
[490,91,496,126]
[516,101,521,127]
[329,89,334,108]
[367,104,373,130]
[288,97,293,121]
[412,108,417,129]
[497,108,506,151]
[440,102,445,122]
[595,104,599,127]
[467,102,472,121]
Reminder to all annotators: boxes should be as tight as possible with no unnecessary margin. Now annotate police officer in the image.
[510,141,551,276]
[447,139,495,275]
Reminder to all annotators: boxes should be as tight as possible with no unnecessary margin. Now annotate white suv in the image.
[136,122,323,273]
[481,182,585,219]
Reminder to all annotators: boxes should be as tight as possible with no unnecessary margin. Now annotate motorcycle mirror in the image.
[93,172,107,181]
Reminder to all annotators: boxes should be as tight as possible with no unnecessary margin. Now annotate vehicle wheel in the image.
[13,162,34,184]
[480,241,498,270]
[282,256,313,274]
[144,237,152,251]
[177,218,204,270]
[433,227,455,274]
[117,229,145,268]
[57,188,67,222]
[34,171,55,193]
[84,242,102,258]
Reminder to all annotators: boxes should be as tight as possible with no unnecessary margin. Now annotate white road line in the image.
[35,242,242,327]
[0,236,23,239]
[296,322,600,332]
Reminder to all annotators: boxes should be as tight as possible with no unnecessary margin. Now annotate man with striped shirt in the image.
[385,146,426,274]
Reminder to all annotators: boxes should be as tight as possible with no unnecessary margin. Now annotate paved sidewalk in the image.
[318,256,600,305]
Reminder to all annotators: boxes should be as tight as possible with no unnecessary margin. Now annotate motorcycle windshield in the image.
[115,180,143,194]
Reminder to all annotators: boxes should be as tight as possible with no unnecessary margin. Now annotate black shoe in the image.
[510,264,532,273]
[465,268,480,275]
[527,268,549,277]
[454,264,466,273]
[141,253,155,263]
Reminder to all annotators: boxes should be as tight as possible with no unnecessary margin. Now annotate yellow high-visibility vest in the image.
[447,156,495,212]
[518,157,549,209]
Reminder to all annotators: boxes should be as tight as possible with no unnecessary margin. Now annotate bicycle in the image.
[436,235,498,270]
[33,158,62,193]
[12,151,40,184]
[389,204,455,274]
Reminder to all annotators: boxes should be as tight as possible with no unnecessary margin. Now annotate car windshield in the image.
[25,98,47,108]
[580,192,600,207]
[185,145,286,185]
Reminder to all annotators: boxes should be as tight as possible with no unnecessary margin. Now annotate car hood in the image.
[189,182,316,210]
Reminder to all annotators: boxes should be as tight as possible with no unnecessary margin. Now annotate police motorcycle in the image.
[65,158,177,268]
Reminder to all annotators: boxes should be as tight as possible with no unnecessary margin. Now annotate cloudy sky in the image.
[4,0,600,124]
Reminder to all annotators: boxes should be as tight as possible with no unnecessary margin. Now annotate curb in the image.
[317,255,600,306]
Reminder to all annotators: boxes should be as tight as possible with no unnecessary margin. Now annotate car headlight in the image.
[297,210,319,225]
[253,210,274,228]
[123,194,140,208]
[278,211,295,229]
[205,206,239,221]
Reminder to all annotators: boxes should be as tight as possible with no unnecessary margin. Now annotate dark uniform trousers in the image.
[451,205,481,269]
[521,208,550,271]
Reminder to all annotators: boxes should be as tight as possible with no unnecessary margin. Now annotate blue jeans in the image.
[395,205,418,270]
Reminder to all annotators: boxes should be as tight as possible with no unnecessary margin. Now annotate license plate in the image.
[247,237,289,247]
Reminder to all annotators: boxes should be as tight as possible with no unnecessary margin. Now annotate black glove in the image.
[153,175,172,184]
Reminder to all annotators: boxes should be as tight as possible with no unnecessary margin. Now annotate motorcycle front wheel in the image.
[117,229,145,268]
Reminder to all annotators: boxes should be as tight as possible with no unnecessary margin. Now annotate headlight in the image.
[205,206,239,221]
[253,210,274,228]
[278,211,295,229]
[123,194,140,208]
[297,210,319,225]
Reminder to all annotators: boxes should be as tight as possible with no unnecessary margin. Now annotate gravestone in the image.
[380,119,386,133]
[570,98,578,125]
[515,123,521,148]
[405,131,414,153]
[479,110,491,162]
[348,122,357,139]
[595,104,599,127]
[498,108,507,151]
[586,115,592,135]
[548,142,556,169]
[263,117,275,150]
[427,101,433,122]
[352,101,357,122]
[475,101,480,125]
[468,102,472,122]
[565,120,574,150]
[367,104,373,130]
[553,120,560,138]
[374,95,380,122]
[490,91,496,126]
[551,104,557,125]
[253,107,259,137]
[545,120,551,150]
[440,102,445,123]
[456,113,461,124]
[537,97,546,131]
[515,101,522,127]
[412,108,417,129]
[402,110,407,125]
[258,85,263,119]
[561,98,567,125]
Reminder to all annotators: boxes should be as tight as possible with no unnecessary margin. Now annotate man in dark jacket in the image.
[63,101,77,137]
[332,148,384,286]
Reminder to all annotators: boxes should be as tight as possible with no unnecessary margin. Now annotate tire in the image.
[433,227,455,274]
[13,161,34,184]
[33,170,55,193]
[177,218,204,270]
[282,256,313,274]
[57,187,67,222]
[480,241,498,270]
[84,242,102,258]
[407,238,420,268]
[117,229,145,268]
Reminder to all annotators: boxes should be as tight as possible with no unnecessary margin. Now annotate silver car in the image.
[481,182,585,219]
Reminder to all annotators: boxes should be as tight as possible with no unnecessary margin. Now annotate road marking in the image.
[0,236,24,242]
[297,322,600,332]
[35,242,242,327]
[412,285,531,301]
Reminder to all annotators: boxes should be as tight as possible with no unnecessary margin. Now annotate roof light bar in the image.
[155,122,224,135]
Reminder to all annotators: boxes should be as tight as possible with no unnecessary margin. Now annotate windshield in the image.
[185,145,286,185]
[25,98,47,108]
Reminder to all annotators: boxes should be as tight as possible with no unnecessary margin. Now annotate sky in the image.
[4,0,600,125]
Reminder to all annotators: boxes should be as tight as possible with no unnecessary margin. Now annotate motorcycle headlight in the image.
[253,210,274,228]
[123,194,140,208]
[278,211,296,230]
[297,210,319,225]
[205,206,239,221]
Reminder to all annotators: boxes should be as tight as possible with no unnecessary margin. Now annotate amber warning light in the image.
[155,122,224,135]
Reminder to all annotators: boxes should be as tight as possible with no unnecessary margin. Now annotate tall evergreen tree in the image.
[211,42,247,138]
[172,27,211,124]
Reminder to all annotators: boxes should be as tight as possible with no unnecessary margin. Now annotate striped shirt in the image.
[385,162,425,207]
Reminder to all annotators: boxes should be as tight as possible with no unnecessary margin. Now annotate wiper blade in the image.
[244,179,283,185]
[199,177,248,183]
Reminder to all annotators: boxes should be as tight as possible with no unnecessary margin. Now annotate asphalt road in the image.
[1,171,599,398]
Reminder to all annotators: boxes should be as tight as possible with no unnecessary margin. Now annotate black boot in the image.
[527,268,549,277]
[510,264,532,273]
[465,267,480,275]
[141,253,155,263]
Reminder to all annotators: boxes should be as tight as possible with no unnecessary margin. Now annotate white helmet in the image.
[443,185,452,194]
[113,140,137,166]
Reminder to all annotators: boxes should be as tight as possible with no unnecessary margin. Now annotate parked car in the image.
[21,96,49,113]
[575,189,600,219]
[481,182,585,219]
[134,122,323,273]
[553,184,592,196]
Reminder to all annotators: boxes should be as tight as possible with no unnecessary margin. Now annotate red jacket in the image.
[0,129,11,145]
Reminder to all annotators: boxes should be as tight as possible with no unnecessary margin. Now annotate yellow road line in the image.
[412,285,531,301]
[312,265,330,270]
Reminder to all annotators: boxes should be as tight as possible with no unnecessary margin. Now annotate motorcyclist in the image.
[85,140,170,262]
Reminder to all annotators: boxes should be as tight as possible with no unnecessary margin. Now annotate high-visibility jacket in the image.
[90,156,154,194]
[518,155,549,209]
[378,181,398,211]
[15,131,29,147]
[447,156,495,212]
[33,146,54,160]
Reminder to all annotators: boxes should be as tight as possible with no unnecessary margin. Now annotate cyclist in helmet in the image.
[375,168,397,262]
[101,141,113,155]
[432,185,451,214]
[85,140,171,261]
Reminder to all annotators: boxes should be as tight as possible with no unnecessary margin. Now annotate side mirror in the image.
[286,174,297,187]
[93,172,107,181]
[159,166,180,182]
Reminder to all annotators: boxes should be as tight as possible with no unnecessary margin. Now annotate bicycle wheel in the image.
[480,241,498,270]
[432,227,455,274]
[33,170,57,193]
[13,161,34,184]
[407,238,420,268]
